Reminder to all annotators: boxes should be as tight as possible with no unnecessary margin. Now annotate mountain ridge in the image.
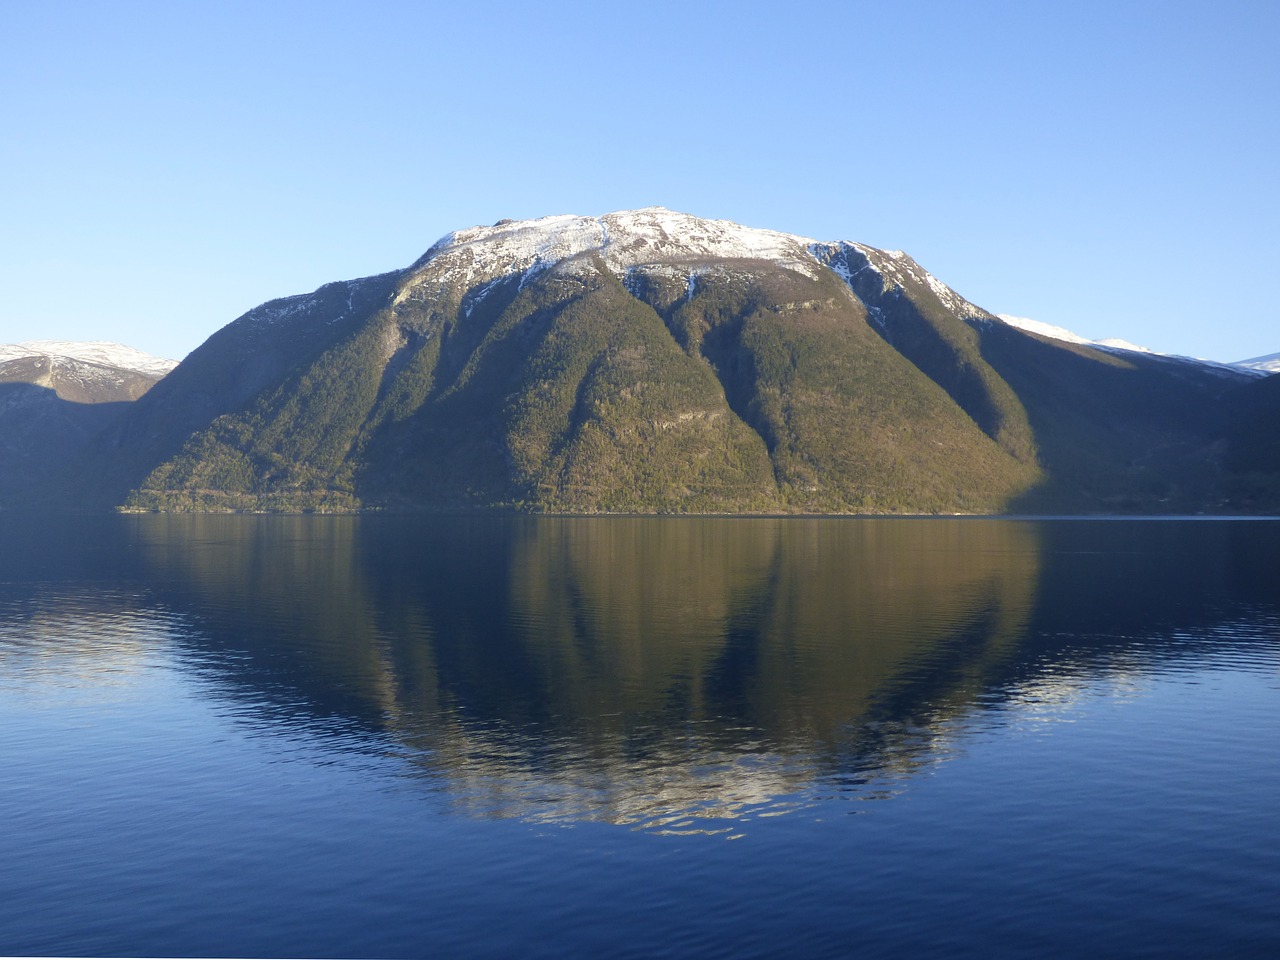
[994,316,1274,378]
[0,340,178,382]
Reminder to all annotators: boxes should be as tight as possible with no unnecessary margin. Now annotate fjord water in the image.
[1,516,1277,959]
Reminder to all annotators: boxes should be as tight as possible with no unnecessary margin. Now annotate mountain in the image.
[0,341,176,508]
[22,208,1280,514]
[0,340,178,402]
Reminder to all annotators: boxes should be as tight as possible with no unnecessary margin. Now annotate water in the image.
[1,515,1277,958]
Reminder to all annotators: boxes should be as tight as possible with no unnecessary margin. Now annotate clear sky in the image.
[3,0,1277,364]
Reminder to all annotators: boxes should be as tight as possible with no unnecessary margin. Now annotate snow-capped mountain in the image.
[0,341,178,506]
[0,341,178,379]
[0,340,177,404]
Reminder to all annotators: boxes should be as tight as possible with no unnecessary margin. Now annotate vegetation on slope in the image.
[123,253,1048,514]
[636,263,1040,513]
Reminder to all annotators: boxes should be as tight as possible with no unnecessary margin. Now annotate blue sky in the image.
[3,0,1277,363]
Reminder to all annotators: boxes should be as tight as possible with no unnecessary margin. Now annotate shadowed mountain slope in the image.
[0,343,174,509]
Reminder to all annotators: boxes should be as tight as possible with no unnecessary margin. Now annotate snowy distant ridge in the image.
[996,315,1146,350]
[1236,352,1280,374]
[995,315,1271,378]
[0,340,178,378]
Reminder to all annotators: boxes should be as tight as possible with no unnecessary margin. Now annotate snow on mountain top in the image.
[418,208,822,288]
[415,208,1015,338]
[596,207,818,266]
[0,340,178,378]
[1236,352,1280,374]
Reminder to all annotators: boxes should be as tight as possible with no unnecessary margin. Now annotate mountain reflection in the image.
[7,514,1275,834]
[126,516,1046,830]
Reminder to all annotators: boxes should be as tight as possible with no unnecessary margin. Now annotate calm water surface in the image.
[0,515,1277,958]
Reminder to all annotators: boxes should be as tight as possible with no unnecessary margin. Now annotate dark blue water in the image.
[1,515,1277,958]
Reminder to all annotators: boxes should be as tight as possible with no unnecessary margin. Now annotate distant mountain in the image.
[996,314,1147,351]
[0,340,178,378]
[996,315,1274,380]
[1236,352,1280,375]
[0,341,176,508]
[32,207,1259,516]
[0,340,177,403]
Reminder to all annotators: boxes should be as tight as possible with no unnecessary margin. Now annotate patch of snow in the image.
[924,271,962,308]
[0,340,178,378]
[812,240,989,321]
[253,293,315,324]
[813,247,854,285]
[463,277,506,318]
[248,273,397,328]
